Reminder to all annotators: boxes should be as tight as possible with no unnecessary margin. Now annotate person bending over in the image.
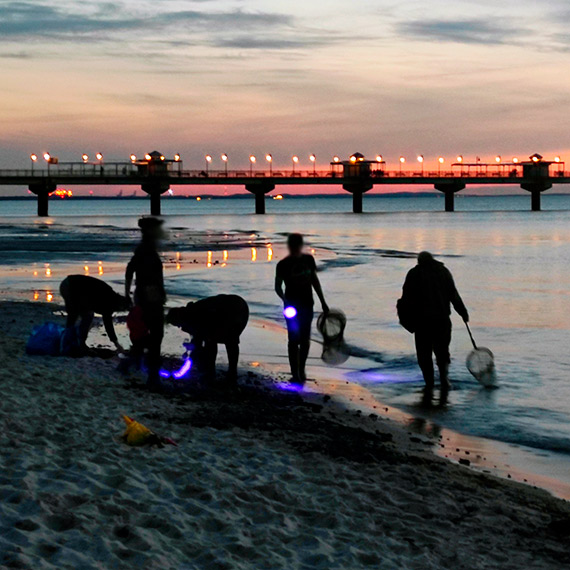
[167,295,249,384]
[399,251,469,393]
[275,233,329,384]
[125,217,166,389]
[60,275,129,352]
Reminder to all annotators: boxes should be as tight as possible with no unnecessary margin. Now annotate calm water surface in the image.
[1,194,570,457]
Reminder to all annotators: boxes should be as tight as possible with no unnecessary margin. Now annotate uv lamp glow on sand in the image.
[159,358,192,380]
[284,306,297,319]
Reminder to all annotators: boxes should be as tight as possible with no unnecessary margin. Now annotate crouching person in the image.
[60,275,130,353]
[167,295,249,384]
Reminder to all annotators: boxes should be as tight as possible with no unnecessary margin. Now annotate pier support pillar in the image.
[29,181,56,217]
[245,183,275,215]
[343,182,373,213]
[522,183,551,212]
[435,183,466,213]
[142,180,170,216]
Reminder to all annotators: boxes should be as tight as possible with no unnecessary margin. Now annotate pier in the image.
[0,152,567,216]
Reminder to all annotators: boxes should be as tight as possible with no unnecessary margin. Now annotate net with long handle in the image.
[465,324,497,387]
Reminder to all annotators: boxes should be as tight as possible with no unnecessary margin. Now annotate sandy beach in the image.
[0,300,568,570]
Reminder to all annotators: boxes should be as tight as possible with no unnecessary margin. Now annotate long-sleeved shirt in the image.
[401,260,468,324]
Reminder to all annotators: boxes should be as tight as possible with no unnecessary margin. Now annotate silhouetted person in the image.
[167,295,249,384]
[125,218,166,389]
[399,251,469,393]
[275,233,329,383]
[60,275,129,352]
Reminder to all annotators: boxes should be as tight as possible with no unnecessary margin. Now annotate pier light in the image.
[309,154,316,162]
[160,155,165,161]
[249,155,256,176]
[495,155,501,163]
[532,155,540,163]
[43,152,51,162]
[174,153,181,162]
[375,155,383,163]
[292,155,299,174]
[456,155,463,163]
[205,154,212,162]
[399,156,406,163]
[221,153,228,175]
[266,154,273,175]
[82,153,89,163]
[417,155,424,163]
[96,152,103,161]
[145,153,152,161]
[349,155,357,163]
[438,156,445,175]
[512,157,519,164]
[249,155,256,163]
[265,154,272,163]
[333,156,340,163]
[309,154,316,174]
[221,153,228,162]
[130,154,137,162]
[30,153,38,162]
[555,156,561,163]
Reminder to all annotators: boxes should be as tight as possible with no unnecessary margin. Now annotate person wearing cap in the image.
[398,251,469,394]
[125,217,166,389]
[275,233,329,384]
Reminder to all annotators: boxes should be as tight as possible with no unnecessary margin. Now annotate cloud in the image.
[398,18,523,46]
[0,2,292,40]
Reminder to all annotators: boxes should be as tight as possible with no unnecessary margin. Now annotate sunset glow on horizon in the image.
[0,1,569,195]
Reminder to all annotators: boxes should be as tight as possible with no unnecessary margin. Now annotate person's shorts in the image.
[286,306,314,344]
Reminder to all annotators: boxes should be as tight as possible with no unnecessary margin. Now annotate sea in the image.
[1,193,570,474]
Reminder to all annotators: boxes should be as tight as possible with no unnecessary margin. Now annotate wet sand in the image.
[1,300,569,569]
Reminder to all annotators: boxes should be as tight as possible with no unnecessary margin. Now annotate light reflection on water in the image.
[1,194,570,457]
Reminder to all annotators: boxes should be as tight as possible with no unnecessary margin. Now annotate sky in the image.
[0,0,570,191]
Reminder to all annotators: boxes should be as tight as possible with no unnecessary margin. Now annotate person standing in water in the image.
[398,251,469,394]
[125,217,166,389]
[275,233,329,384]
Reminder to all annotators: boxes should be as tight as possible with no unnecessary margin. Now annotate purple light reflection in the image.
[275,381,304,392]
[159,358,193,381]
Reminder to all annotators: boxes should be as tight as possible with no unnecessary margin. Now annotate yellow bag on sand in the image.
[122,415,154,446]
[121,416,178,447]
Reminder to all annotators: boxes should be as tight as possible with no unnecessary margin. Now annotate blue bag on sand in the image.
[60,326,81,357]
[26,322,65,356]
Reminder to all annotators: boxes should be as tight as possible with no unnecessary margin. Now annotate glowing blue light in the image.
[173,358,192,379]
[159,358,193,380]
[284,306,297,319]
[275,382,304,392]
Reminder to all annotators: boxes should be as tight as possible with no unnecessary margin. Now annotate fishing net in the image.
[317,310,346,343]
[466,347,497,387]
[317,310,350,365]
